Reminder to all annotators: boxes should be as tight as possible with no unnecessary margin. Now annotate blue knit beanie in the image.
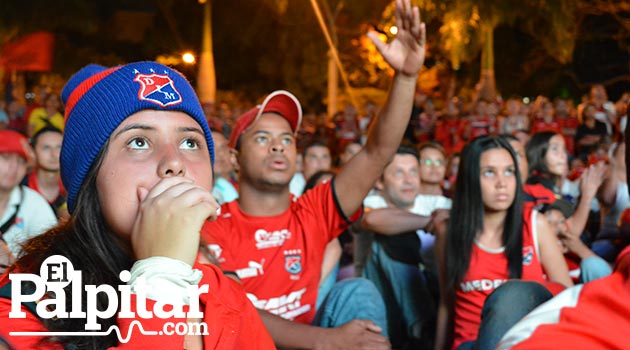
[60,61,214,213]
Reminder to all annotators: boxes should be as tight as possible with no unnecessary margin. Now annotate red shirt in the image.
[435,117,461,152]
[25,172,67,205]
[453,208,548,349]
[531,119,562,135]
[499,247,630,350]
[202,181,360,324]
[0,263,275,349]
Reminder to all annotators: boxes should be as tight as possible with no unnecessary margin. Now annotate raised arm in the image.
[334,0,426,218]
[566,163,606,237]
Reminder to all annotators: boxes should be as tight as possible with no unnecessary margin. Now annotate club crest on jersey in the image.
[522,246,534,265]
[284,255,302,275]
[134,73,182,107]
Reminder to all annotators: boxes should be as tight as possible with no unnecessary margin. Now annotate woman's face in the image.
[545,134,568,177]
[97,110,213,238]
[480,148,517,212]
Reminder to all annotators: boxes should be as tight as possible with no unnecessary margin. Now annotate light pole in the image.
[197,0,216,105]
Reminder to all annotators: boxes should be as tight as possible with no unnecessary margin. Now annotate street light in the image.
[182,52,196,64]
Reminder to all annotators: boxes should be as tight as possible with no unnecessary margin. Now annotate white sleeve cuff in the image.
[129,256,203,305]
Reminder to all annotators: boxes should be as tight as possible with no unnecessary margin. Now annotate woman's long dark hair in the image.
[525,131,560,191]
[446,136,524,292]
[11,141,134,349]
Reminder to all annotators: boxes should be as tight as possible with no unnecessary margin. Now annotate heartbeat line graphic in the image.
[10,321,159,343]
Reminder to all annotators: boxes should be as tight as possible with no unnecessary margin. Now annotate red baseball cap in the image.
[0,130,31,161]
[229,90,302,148]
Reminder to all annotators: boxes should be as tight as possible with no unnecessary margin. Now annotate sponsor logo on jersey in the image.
[247,288,311,320]
[522,246,534,265]
[460,278,507,292]
[134,72,182,107]
[255,228,291,249]
[284,255,302,275]
[236,259,265,279]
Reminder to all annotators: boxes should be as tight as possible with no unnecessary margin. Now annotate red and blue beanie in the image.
[60,61,214,213]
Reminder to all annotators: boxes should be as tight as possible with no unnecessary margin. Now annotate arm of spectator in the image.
[537,213,574,288]
[258,310,390,350]
[361,207,432,235]
[577,134,601,146]
[596,165,616,208]
[433,216,454,350]
[334,0,426,219]
[566,163,606,237]
[320,239,342,286]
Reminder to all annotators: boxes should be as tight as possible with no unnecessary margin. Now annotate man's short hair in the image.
[302,140,329,158]
[417,141,445,158]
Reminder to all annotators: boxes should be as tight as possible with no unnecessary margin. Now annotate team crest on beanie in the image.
[60,61,214,214]
[134,72,182,107]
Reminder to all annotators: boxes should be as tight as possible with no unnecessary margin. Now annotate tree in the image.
[378,0,578,100]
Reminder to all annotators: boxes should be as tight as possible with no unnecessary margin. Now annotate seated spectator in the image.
[0,61,274,349]
[210,130,239,204]
[27,92,64,137]
[0,130,57,269]
[202,4,425,347]
[526,131,606,240]
[22,126,68,219]
[434,136,572,350]
[302,141,332,184]
[575,103,609,160]
[531,101,562,135]
[540,199,612,283]
[361,146,449,349]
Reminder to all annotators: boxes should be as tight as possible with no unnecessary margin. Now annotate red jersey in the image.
[0,263,275,349]
[498,247,630,350]
[434,117,461,151]
[531,119,562,135]
[202,181,360,324]
[25,172,67,205]
[560,117,579,155]
[453,208,547,349]
[523,183,558,213]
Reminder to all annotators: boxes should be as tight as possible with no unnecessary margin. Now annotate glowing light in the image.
[182,52,196,64]
[389,26,398,35]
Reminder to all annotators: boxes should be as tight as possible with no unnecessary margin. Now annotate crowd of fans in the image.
[0,2,629,349]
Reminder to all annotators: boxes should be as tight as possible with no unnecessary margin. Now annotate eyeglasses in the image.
[420,159,445,166]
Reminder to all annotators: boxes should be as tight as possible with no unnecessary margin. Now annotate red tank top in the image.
[452,208,546,349]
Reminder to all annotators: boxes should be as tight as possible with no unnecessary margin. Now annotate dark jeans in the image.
[458,280,553,350]
[363,241,436,348]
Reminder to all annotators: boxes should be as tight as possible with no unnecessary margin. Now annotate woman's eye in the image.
[181,138,200,150]
[505,169,515,176]
[128,137,149,149]
[483,170,495,177]
[255,136,268,144]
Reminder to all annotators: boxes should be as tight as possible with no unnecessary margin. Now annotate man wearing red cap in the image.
[0,130,57,270]
[202,1,426,348]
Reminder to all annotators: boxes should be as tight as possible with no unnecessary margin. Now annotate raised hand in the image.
[579,162,607,199]
[367,0,426,77]
[131,177,219,266]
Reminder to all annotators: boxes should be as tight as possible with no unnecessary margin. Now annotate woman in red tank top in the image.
[434,136,572,350]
